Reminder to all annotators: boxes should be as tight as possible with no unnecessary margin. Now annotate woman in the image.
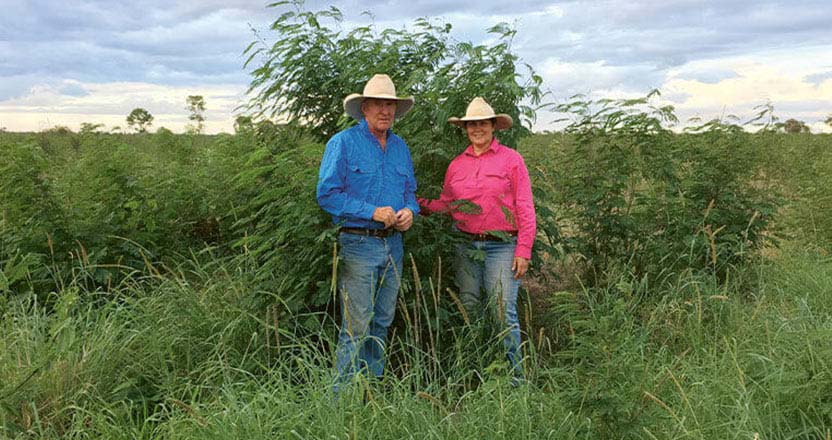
[418,97,536,381]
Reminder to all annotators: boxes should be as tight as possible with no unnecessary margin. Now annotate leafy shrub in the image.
[757,132,832,250]
[552,92,777,285]
[0,130,254,296]
[231,129,334,319]
[0,139,67,293]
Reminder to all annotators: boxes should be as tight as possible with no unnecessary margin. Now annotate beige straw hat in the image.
[343,74,415,120]
[448,97,513,130]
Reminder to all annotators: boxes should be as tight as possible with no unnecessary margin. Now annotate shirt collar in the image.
[463,137,501,157]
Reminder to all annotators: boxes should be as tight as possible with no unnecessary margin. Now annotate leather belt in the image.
[339,227,396,238]
[462,231,518,241]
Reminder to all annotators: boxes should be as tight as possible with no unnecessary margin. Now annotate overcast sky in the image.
[2,0,831,133]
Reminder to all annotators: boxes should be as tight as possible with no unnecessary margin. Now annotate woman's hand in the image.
[416,197,431,216]
[512,257,529,279]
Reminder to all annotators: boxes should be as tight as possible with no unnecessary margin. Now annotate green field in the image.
[1,122,831,439]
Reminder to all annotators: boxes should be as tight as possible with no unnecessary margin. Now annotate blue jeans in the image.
[455,239,523,377]
[334,232,403,387]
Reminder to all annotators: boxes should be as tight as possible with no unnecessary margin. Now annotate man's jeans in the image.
[455,239,523,377]
[334,232,402,388]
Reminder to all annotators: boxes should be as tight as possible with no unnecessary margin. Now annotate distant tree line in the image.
[112,110,832,135]
[121,95,207,134]
[22,93,832,135]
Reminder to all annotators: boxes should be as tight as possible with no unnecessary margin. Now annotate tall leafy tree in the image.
[126,108,153,133]
[236,1,557,319]
[783,118,810,133]
[243,1,546,189]
[80,122,104,134]
[186,95,206,134]
[234,115,254,133]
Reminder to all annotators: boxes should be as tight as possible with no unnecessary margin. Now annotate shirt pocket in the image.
[448,169,475,198]
[482,169,512,196]
[393,165,410,188]
[347,161,376,192]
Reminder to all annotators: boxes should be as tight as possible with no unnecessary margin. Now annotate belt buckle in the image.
[364,228,389,238]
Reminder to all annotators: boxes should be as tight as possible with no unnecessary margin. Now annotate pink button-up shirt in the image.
[418,138,537,259]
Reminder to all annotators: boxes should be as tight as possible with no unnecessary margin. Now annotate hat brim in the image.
[343,94,415,120]
[448,114,513,130]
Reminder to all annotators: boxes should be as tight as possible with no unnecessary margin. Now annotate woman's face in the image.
[466,119,495,147]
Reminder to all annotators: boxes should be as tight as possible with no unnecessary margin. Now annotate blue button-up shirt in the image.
[316,119,419,229]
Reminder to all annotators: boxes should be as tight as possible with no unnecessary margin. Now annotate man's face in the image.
[361,98,398,134]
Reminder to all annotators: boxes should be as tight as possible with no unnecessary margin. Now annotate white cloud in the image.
[0,81,246,133]
[540,59,665,96]
[2,0,832,133]
[534,43,832,132]
[660,46,832,130]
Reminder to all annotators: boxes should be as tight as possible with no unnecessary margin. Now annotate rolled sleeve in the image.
[512,156,536,260]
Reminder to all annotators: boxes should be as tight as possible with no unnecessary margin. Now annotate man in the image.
[316,74,419,389]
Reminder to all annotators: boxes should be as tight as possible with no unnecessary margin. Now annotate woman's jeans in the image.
[455,239,523,377]
[334,232,402,389]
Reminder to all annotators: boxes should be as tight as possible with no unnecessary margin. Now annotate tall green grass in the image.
[2,243,830,439]
[3,127,831,438]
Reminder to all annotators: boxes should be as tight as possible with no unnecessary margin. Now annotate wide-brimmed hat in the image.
[343,74,415,120]
[448,97,513,130]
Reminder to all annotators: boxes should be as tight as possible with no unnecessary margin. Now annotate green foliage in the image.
[126,108,154,133]
[3,241,832,439]
[669,121,778,276]
[186,95,206,134]
[0,263,275,437]
[540,249,832,439]
[782,118,810,133]
[0,139,65,294]
[233,115,254,133]
[79,122,104,135]
[1,112,831,440]
[230,129,334,317]
[756,132,832,249]
[550,92,776,284]
[0,130,254,297]
[243,0,544,198]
